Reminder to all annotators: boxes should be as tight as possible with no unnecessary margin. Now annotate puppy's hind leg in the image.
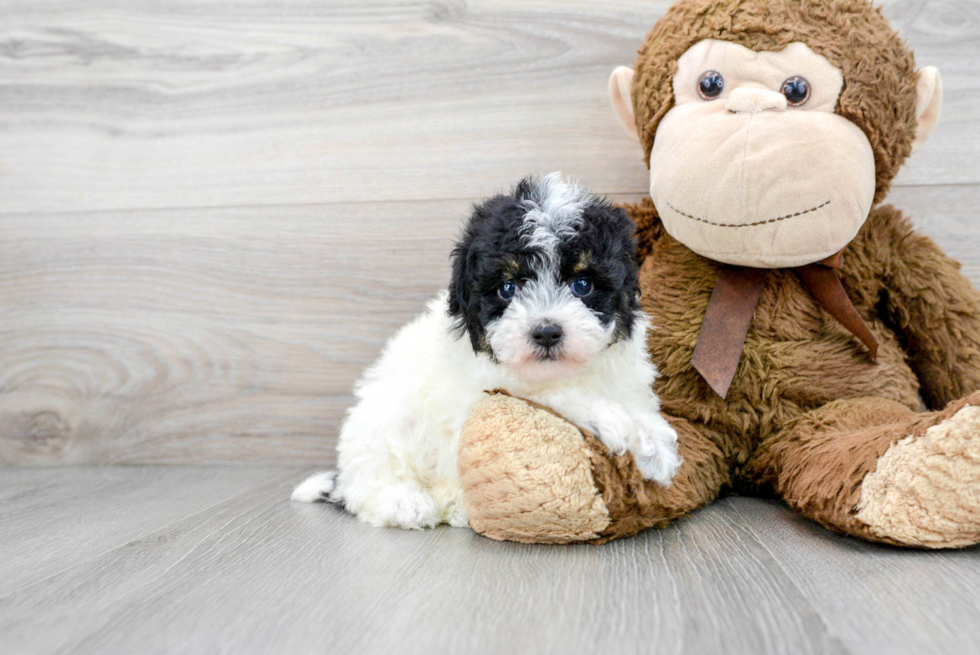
[292,471,341,503]
[292,468,441,530]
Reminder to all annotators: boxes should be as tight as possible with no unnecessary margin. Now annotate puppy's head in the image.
[448,173,640,384]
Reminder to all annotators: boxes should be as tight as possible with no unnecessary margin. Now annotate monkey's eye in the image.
[570,277,593,298]
[498,280,519,301]
[781,76,810,106]
[697,71,725,100]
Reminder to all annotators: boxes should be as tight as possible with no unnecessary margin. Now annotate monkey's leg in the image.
[747,392,980,548]
[457,392,729,544]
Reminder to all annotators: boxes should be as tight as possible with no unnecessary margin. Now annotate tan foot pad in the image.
[857,405,980,548]
[458,393,610,544]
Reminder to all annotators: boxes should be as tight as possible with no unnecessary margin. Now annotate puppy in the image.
[293,173,680,529]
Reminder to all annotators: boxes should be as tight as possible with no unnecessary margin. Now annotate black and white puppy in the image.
[293,173,680,529]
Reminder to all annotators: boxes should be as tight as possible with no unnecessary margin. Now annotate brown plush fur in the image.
[600,201,980,546]
[856,403,980,547]
[631,0,919,205]
[747,391,980,546]
[458,391,733,544]
[584,415,729,543]
[457,0,980,548]
[637,199,980,451]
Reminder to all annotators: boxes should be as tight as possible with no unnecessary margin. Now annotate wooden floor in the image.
[1,1,980,653]
[1,466,979,655]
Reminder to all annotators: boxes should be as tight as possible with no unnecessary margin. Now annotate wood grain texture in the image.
[3,467,977,655]
[0,0,977,214]
[0,199,466,464]
[0,0,979,464]
[3,186,979,465]
[0,466,296,596]
[731,497,980,655]
[2,3,979,651]
[0,467,849,655]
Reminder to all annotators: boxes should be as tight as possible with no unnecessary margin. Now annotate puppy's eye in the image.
[498,280,519,301]
[697,71,724,100]
[781,76,810,106]
[570,277,593,298]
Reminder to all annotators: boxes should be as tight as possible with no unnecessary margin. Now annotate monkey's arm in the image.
[872,206,980,409]
[621,198,663,264]
[458,392,729,543]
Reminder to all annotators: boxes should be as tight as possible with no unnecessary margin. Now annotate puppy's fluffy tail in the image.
[291,471,341,503]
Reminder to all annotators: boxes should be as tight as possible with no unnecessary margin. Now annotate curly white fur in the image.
[293,292,680,530]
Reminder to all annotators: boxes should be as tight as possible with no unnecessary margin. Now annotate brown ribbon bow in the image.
[691,250,878,399]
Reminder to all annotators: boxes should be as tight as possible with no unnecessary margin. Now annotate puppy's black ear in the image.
[513,176,535,202]
[611,205,642,340]
[447,243,469,319]
[583,198,641,343]
[447,221,476,330]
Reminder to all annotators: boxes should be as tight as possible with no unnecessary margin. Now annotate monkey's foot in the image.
[856,404,980,548]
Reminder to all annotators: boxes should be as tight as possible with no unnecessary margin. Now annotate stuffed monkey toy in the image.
[456,0,980,547]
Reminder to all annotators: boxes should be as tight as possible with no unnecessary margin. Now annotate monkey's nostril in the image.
[531,323,563,348]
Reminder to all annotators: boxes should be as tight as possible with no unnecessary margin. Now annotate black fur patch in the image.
[448,177,640,356]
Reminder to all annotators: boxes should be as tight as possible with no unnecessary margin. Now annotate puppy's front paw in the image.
[582,404,636,455]
[374,485,440,530]
[633,416,681,486]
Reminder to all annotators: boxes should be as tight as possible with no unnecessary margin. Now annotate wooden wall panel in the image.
[0,200,465,463]
[1,187,978,465]
[0,0,977,214]
[0,0,978,464]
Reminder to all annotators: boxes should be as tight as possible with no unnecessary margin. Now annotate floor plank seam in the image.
[724,498,858,655]
[0,182,974,219]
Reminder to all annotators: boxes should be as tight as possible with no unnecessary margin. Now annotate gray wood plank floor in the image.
[2,466,978,655]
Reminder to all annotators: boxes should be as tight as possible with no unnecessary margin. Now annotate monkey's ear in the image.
[911,66,942,154]
[608,66,638,141]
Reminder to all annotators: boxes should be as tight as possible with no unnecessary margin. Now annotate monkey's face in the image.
[649,41,875,268]
[608,3,942,269]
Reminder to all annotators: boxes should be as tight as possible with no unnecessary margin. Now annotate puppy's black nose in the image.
[531,323,563,348]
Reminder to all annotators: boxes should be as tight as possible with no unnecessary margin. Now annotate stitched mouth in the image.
[666,200,831,228]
